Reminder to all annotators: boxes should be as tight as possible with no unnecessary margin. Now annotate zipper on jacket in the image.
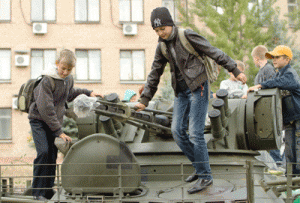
[201,85,203,96]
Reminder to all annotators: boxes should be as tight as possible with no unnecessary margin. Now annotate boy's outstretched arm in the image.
[248,84,262,93]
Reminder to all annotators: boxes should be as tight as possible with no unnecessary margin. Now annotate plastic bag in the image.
[73,94,100,118]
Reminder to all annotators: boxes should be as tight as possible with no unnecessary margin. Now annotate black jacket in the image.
[140,27,241,106]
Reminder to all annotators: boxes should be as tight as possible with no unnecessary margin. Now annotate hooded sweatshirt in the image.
[28,66,92,137]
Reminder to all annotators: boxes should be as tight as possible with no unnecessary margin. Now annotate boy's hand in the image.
[134,103,146,112]
[236,73,247,84]
[59,133,72,142]
[90,92,103,98]
[247,84,262,93]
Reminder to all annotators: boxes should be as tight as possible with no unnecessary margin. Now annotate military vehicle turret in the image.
[1,88,299,203]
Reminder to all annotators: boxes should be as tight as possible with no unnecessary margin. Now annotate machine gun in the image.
[51,88,289,202]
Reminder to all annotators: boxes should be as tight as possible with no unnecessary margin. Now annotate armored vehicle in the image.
[1,88,299,203]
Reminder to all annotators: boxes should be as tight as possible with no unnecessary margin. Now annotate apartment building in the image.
[0,0,297,163]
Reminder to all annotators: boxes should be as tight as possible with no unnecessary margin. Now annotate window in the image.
[31,0,56,22]
[119,0,143,23]
[288,0,298,27]
[31,50,56,79]
[120,50,145,82]
[162,0,188,23]
[75,50,101,81]
[75,0,100,23]
[0,49,11,80]
[0,0,11,22]
[0,109,11,140]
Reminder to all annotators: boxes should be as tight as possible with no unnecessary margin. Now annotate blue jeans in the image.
[30,119,58,198]
[269,150,283,163]
[171,82,212,180]
[285,120,300,175]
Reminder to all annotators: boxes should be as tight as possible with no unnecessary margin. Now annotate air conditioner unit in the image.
[15,55,29,66]
[12,97,18,110]
[32,22,47,34]
[123,23,137,36]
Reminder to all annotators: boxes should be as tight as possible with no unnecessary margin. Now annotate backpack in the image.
[18,76,55,113]
[160,28,219,84]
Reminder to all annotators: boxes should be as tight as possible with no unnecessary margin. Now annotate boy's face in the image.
[154,26,173,40]
[56,60,73,78]
[130,95,137,102]
[272,55,290,69]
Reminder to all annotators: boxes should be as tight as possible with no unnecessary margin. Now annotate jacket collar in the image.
[278,64,291,75]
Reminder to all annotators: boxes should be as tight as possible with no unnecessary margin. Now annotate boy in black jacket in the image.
[135,7,247,194]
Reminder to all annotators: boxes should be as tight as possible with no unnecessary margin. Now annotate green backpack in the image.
[160,28,218,84]
[18,76,55,113]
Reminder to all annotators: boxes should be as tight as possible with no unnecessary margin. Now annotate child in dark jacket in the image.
[28,49,102,200]
[135,7,247,194]
[248,45,300,175]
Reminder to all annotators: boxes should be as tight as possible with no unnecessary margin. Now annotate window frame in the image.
[0,108,12,141]
[75,49,102,83]
[74,0,101,24]
[30,49,57,79]
[0,0,11,23]
[119,0,144,24]
[31,0,57,23]
[119,49,146,83]
[0,49,11,82]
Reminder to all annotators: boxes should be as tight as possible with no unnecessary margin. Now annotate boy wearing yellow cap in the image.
[248,45,300,175]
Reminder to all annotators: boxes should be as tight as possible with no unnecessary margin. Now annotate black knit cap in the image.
[150,7,174,29]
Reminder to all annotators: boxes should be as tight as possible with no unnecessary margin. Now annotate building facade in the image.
[0,0,297,163]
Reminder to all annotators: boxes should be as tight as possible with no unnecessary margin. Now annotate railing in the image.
[0,160,299,203]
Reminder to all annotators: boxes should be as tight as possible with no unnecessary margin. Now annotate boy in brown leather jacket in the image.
[135,7,247,194]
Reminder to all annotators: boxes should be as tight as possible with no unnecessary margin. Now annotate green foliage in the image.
[178,0,280,87]
[266,14,300,74]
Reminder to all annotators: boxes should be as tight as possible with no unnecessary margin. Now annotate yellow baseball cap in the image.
[265,45,293,60]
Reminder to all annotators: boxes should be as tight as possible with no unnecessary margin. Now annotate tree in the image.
[268,14,300,74]
[177,0,279,86]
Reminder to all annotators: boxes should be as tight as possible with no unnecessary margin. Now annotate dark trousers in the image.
[30,119,58,198]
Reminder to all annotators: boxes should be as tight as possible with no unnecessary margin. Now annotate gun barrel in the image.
[208,109,226,139]
[216,89,230,117]
[212,98,228,128]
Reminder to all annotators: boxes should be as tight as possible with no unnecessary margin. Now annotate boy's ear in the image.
[55,60,59,65]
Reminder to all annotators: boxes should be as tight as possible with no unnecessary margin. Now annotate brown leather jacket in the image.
[140,27,241,106]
